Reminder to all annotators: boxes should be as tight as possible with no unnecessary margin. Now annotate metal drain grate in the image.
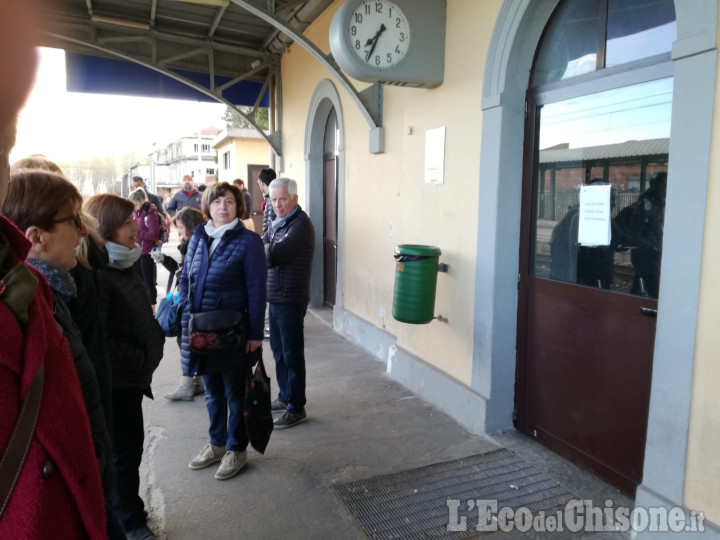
[334,448,574,539]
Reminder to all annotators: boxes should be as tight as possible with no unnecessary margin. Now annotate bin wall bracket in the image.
[438,263,449,273]
[435,315,449,323]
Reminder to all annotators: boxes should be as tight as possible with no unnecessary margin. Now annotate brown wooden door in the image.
[322,109,338,307]
[323,156,337,306]
[516,79,672,496]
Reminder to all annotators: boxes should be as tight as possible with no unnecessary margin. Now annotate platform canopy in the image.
[38,0,334,152]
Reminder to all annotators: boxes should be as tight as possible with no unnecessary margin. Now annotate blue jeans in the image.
[202,369,248,452]
[269,302,307,413]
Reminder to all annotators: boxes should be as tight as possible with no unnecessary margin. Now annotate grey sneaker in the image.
[274,410,307,429]
[215,450,247,480]
[189,444,225,469]
[271,399,287,412]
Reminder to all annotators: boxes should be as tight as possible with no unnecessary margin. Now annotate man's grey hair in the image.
[269,177,297,196]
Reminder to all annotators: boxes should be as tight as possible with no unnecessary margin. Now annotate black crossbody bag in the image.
[188,238,247,355]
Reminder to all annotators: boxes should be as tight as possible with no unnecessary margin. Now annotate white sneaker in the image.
[188,444,225,469]
[164,376,194,401]
[215,450,247,480]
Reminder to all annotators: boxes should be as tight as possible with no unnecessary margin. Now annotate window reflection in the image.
[531,0,676,87]
[532,78,672,298]
[607,0,676,68]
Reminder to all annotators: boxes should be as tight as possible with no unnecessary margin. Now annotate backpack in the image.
[156,211,171,246]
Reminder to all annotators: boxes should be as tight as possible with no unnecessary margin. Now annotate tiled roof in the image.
[540,138,669,164]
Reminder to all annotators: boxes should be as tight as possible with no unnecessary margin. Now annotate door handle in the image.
[640,307,657,317]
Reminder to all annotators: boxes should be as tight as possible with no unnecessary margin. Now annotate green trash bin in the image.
[392,244,442,324]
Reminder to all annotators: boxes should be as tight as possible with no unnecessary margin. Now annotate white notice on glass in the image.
[577,184,612,246]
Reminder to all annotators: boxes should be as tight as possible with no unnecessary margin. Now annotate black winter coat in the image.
[52,291,112,490]
[68,238,113,432]
[178,221,267,376]
[96,265,165,389]
[261,206,315,304]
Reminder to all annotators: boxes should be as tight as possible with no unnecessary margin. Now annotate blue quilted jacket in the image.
[178,221,267,375]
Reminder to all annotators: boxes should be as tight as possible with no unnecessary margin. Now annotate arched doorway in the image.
[305,80,345,311]
[322,110,339,307]
[477,0,717,505]
[515,0,676,497]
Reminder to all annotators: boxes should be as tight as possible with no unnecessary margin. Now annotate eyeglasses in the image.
[52,214,84,229]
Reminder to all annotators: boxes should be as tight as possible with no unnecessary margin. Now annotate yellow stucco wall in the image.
[684,20,720,525]
[280,0,499,385]
[216,135,270,184]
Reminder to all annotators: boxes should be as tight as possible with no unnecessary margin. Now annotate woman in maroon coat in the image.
[0,4,107,537]
[0,218,107,539]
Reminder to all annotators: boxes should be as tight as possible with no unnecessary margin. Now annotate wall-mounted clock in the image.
[329,0,445,88]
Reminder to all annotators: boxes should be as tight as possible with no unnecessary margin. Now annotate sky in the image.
[11,48,228,164]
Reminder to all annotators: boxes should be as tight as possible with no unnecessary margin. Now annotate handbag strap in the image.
[0,360,45,517]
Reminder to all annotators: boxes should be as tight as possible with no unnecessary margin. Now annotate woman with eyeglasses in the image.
[1,169,113,529]
[84,192,165,540]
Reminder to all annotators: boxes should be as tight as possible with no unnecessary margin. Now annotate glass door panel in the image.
[531,77,672,298]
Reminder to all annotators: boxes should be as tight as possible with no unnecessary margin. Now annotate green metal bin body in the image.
[392,244,441,324]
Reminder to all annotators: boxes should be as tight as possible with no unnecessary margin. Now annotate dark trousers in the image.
[269,302,307,413]
[138,253,157,305]
[202,369,248,452]
[112,388,147,533]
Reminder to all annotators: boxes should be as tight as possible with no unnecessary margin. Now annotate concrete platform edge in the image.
[331,307,487,437]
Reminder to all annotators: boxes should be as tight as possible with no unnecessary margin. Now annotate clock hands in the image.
[364,23,387,62]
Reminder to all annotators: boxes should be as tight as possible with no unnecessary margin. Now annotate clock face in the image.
[346,0,411,69]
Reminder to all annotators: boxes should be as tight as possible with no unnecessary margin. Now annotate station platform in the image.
[141,250,631,539]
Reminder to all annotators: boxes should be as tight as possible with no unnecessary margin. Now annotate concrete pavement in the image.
[140,245,630,539]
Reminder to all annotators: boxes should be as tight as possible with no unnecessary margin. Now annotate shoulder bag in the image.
[188,239,247,355]
[0,361,45,517]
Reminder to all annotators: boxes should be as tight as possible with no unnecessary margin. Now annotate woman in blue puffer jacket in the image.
[177,182,266,481]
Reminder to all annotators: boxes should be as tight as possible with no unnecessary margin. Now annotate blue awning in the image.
[65,52,269,107]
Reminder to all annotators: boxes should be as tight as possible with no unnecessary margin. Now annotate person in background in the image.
[257,168,277,235]
[129,188,159,310]
[164,206,206,401]
[233,179,253,220]
[10,153,64,175]
[262,178,315,429]
[132,175,167,216]
[166,174,202,216]
[178,182,266,480]
[0,5,107,535]
[85,193,166,540]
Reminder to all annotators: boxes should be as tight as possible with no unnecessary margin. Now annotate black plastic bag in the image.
[244,349,273,453]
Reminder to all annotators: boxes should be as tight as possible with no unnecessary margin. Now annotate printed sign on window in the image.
[578,184,612,246]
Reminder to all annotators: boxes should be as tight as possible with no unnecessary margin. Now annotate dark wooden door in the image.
[516,80,672,496]
[323,156,337,306]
